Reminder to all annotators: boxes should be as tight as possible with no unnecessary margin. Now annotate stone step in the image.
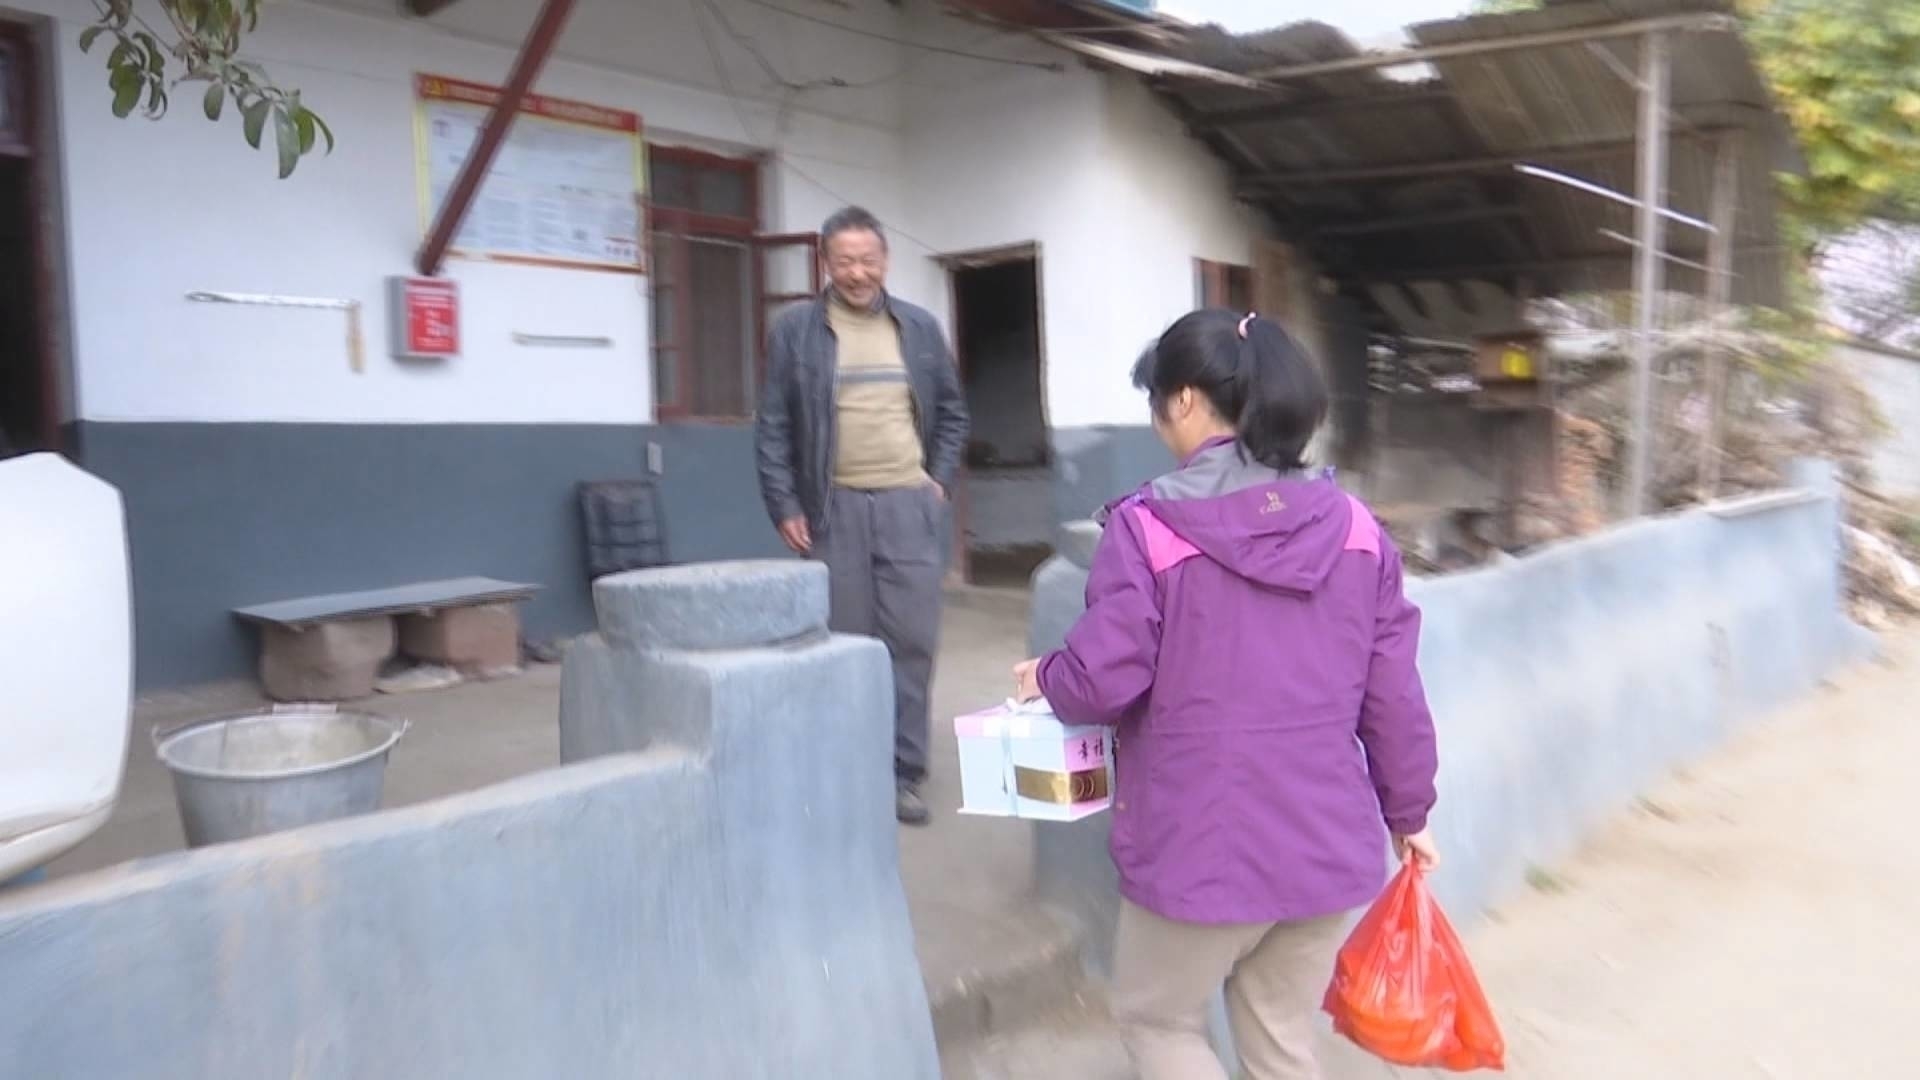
[939,994,1132,1080]
[924,903,1087,1056]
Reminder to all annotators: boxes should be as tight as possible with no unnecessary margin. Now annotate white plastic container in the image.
[0,454,131,882]
[953,699,1113,822]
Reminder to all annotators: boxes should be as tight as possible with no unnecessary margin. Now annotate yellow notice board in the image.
[414,74,645,273]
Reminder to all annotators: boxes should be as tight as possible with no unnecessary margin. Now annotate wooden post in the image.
[1698,135,1740,499]
[415,0,576,277]
[1624,31,1671,518]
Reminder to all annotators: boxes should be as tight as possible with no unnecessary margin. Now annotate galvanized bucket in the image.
[153,704,408,848]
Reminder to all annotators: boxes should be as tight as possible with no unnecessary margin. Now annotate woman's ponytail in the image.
[1131,308,1328,473]
[1235,314,1327,472]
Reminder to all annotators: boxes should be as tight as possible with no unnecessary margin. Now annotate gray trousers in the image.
[816,485,946,784]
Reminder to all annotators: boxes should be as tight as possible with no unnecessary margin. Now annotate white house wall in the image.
[900,12,1264,429]
[38,0,919,423]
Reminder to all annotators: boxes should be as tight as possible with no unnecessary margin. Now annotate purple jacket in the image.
[1036,439,1438,925]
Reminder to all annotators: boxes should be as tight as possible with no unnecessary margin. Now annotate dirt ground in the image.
[1323,623,1920,1079]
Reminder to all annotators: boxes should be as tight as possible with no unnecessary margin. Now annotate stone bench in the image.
[234,577,540,702]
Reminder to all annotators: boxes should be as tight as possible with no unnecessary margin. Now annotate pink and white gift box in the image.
[953,698,1113,822]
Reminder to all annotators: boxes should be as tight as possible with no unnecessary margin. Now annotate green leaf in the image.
[242,98,269,148]
[134,31,163,73]
[294,107,315,155]
[79,25,104,52]
[108,66,142,119]
[272,105,298,179]
[107,42,132,70]
[203,84,224,121]
[311,112,335,154]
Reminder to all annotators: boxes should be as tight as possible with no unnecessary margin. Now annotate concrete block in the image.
[399,603,521,675]
[1053,520,1103,569]
[258,616,395,702]
[594,560,828,651]
[558,558,939,1074]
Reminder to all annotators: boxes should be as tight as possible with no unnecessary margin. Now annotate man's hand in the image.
[778,516,813,555]
[1013,659,1042,703]
[1393,829,1441,872]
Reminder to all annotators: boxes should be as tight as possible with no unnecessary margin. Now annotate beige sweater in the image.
[829,295,926,490]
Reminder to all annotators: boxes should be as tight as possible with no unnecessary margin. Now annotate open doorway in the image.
[948,247,1048,587]
[0,20,66,459]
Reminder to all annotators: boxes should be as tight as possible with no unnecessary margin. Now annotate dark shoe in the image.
[895,783,931,826]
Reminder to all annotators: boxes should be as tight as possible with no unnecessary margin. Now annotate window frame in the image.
[1195,257,1255,313]
[647,145,762,423]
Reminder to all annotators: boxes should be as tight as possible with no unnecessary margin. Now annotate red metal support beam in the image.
[415,0,577,276]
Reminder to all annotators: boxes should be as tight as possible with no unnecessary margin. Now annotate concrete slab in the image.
[44,586,1058,1046]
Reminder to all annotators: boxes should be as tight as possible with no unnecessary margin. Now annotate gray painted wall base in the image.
[0,558,938,1079]
[76,421,786,688]
[77,421,1166,690]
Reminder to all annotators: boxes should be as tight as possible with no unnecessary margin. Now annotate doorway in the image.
[0,19,66,458]
[948,248,1048,587]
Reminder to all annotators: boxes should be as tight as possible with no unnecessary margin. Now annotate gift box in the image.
[954,699,1113,822]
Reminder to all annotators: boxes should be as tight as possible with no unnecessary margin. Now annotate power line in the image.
[688,0,945,256]
[736,0,1064,72]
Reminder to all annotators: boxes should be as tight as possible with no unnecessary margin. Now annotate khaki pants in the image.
[1111,899,1349,1080]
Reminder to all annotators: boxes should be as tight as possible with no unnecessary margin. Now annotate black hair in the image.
[820,206,888,251]
[1130,308,1327,472]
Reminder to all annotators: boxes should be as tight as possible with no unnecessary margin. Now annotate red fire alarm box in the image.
[388,276,460,360]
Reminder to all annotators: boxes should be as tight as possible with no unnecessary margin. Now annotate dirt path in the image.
[1327,624,1920,1079]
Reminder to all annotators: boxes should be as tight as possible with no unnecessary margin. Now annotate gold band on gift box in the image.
[1013,765,1110,805]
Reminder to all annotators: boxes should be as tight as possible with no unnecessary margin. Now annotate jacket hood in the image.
[1131,440,1355,595]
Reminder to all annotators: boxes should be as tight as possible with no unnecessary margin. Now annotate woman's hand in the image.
[1393,829,1441,872]
[1013,659,1042,703]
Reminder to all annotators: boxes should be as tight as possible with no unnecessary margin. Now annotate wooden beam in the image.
[1699,134,1741,498]
[1236,128,1725,189]
[1191,89,1455,129]
[1245,11,1736,82]
[1315,205,1527,238]
[1373,243,1780,282]
[1624,30,1671,518]
[416,0,576,276]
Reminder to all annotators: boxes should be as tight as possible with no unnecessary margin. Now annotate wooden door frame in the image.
[0,15,72,454]
[936,242,1048,587]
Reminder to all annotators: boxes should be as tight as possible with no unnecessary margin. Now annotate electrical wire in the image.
[688,0,952,256]
[736,0,1064,72]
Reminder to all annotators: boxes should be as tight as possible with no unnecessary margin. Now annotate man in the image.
[755,207,970,826]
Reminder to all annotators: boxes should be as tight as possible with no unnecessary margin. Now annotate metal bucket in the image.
[154,705,408,848]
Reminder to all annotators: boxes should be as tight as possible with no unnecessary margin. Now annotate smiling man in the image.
[754,206,970,825]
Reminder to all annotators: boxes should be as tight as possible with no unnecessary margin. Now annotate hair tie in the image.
[1237,312,1257,339]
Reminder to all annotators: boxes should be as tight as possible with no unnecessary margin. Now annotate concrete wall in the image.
[1028,462,1866,948]
[0,561,937,1079]
[1846,341,1920,500]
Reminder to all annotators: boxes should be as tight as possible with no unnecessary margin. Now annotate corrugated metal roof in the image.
[1055,0,1800,321]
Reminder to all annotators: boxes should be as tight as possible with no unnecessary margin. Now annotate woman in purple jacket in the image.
[1014,309,1440,1080]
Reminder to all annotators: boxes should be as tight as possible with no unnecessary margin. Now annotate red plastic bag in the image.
[1323,862,1506,1071]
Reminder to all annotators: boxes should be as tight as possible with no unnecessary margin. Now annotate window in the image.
[1195,258,1254,313]
[648,147,757,420]
[647,148,819,421]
